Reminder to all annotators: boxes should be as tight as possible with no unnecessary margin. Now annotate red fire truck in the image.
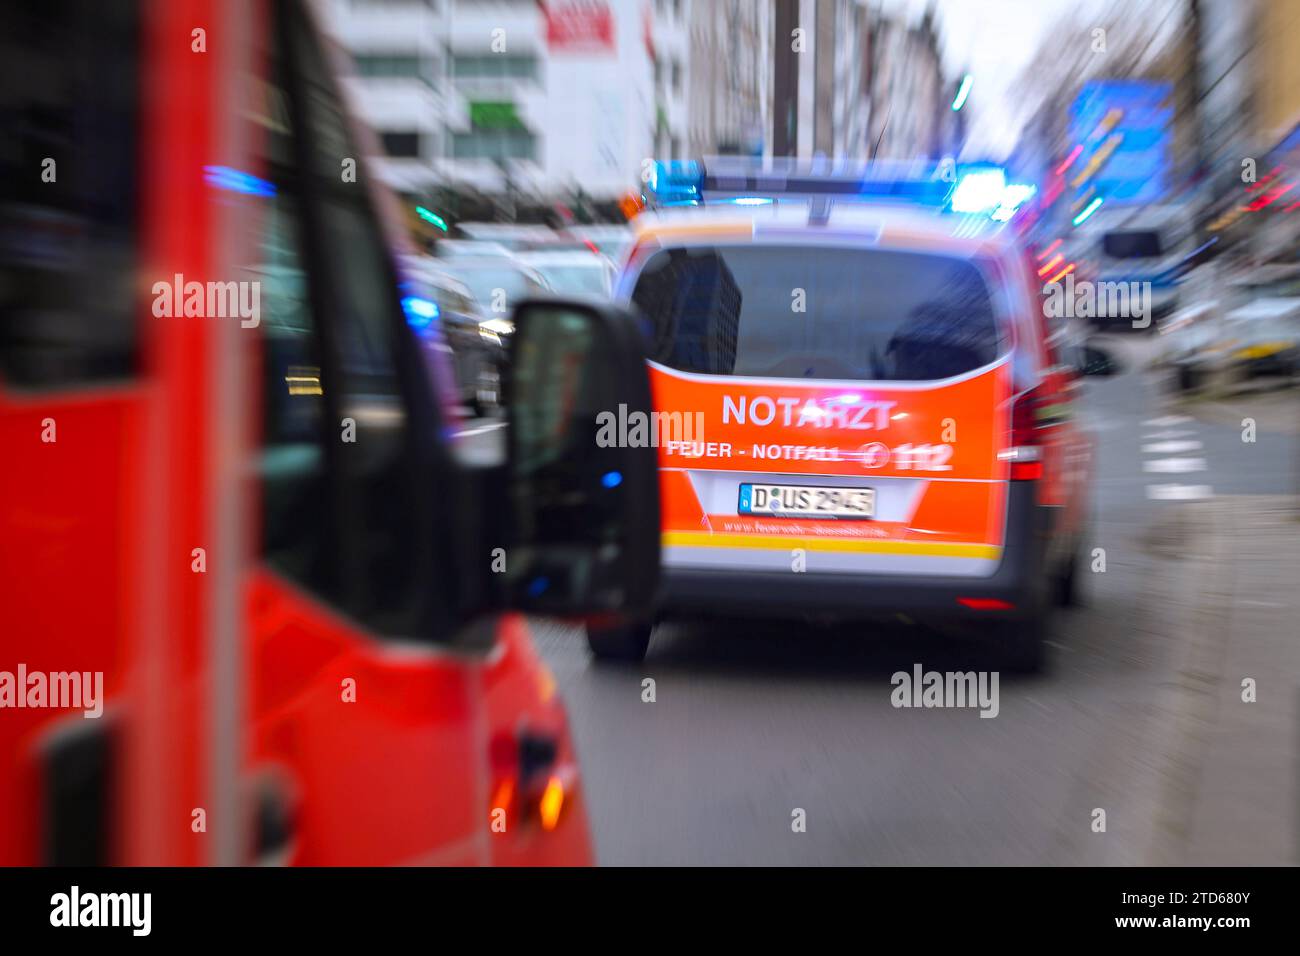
[0,0,659,865]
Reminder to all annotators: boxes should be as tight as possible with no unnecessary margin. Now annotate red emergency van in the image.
[587,161,1098,671]
[0,0,659,865]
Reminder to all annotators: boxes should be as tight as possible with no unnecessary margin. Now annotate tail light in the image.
[1000,385,1046,480]
[957,597,1016,611]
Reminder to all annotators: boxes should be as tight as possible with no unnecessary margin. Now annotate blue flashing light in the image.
[203,165,276,197]
[601,470,623,489]
[527,576,550,598]
[648,160,704,205]
[402,295,439,330]
[644,158,1040,220]
[951,168,1007,213]
[991,182,1036,221]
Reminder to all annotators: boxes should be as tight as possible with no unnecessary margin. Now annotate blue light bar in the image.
[647,160,704,205]
[642,157,1037,221]
[646,158,955,208]
[950,168,1006,213]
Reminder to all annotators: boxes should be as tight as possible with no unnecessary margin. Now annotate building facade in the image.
[777,0,949,163]
[326,0,453,195]
[686,0,772,157]
[327,0,694,205]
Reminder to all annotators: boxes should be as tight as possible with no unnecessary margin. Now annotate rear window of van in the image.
[630,244,1003,381]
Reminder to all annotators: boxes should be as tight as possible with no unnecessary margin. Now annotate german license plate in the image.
[738,483,875,519]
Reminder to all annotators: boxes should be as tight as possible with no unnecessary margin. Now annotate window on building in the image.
[451,54,538,82]
[353,54,438,88]
[451,130,537,161]
[380,131,423,158]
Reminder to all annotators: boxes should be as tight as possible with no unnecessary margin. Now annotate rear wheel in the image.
[988,607,1049,673]
[978,567,1051,672]
[586,620,653,663]
[1054,536,1084,607]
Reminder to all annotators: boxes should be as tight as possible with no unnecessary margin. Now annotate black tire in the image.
[989,608,1049,673]
[586,620,653,663]
[1054,537,1083,608]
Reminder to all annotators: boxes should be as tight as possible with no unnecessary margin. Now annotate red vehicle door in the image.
[1,0,592,866]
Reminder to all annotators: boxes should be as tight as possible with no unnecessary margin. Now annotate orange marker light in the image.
[538,776,565,831]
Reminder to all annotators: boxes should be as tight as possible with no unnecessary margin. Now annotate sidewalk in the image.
[1180,497,1300,864]
[1144,496,1300,864]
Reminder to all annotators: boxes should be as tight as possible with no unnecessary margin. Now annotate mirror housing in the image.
[501,299,660,621]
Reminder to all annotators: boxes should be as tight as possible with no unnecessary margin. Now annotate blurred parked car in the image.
[457,222,557,251]
[433,238,514,259]
[442,256,552,337]
[401,255,503,413]
[1164,263,1300,390]
[517,249,617,297]
[562,224,634,263]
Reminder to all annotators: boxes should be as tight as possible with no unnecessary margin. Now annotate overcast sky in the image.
[878,0,1127,158]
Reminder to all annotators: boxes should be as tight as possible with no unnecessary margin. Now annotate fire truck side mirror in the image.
[501,299,660,622]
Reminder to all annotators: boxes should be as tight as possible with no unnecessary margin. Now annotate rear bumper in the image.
[657,482,1053,621]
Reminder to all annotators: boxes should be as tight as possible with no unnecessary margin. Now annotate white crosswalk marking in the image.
[1146,484,1213,500]
[1141,440,1203,454]
[1141,429,1196,440]
[1143,457,1207,473]
[1142,415,1193,427]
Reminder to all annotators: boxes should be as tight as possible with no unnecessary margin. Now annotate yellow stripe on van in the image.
[663,532,1001,559]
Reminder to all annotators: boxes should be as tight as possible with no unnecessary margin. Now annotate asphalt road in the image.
[508,335,1299,865]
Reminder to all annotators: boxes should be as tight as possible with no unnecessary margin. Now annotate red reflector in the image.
[958,597,1016,611]
[1007,385,1046,481]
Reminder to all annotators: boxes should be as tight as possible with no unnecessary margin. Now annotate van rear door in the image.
[628,242,1013,578]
